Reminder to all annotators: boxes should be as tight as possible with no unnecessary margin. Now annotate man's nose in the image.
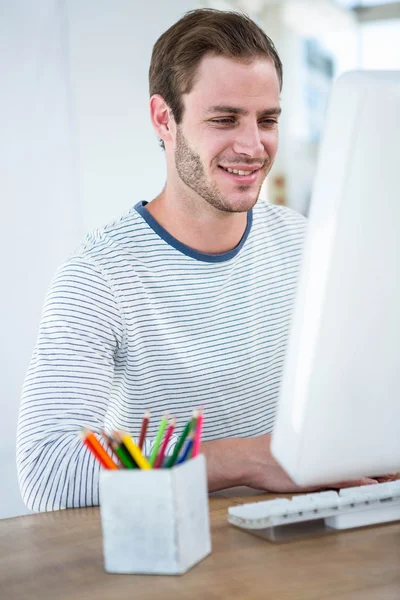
[232,123,264,157]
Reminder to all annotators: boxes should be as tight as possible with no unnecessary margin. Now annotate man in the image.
[17,9,380,512]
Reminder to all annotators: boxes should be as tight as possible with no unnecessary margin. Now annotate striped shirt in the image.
[17,200,306,512]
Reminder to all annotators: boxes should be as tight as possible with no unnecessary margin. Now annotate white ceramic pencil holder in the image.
[99,454,211,575]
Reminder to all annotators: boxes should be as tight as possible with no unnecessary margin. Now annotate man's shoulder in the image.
[71,203,146,262]
[250,200,307,255]
[254,199,307,231]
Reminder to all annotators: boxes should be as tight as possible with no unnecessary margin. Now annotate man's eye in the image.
[261,119,278,127]
[211,118,235,125]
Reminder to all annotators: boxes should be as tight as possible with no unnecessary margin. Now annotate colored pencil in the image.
[165,413,194,468]
[81,428,119,470]
[187,410,198,459]
[192,408,204,457]
[138,409,151,450]
[101,430,123,465]
[111,439,137,469]
[190,410,198,431]
[149,413,169,467]
[101,430,117,454]
[108,431,137,469]
[102,429,134,468]
[176,432,195,464]
[154,418,176,469]
[117,431,152,470]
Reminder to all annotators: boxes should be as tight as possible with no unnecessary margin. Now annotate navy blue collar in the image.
[134,201,253,263]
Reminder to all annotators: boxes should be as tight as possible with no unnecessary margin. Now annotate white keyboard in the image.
[228,480,400,531]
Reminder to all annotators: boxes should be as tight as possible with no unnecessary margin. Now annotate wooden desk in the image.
[1,489,399,600]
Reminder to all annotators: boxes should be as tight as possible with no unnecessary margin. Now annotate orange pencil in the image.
[138,409,151,450]
[154,418,176,469]
[192,408,204,458]
[80,428,119,470]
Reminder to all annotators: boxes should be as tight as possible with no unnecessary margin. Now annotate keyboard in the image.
[228,480,400,532]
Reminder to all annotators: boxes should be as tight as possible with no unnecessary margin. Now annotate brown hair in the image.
[149,8,283,149]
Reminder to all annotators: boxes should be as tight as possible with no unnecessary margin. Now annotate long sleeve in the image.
[17,257,124,512]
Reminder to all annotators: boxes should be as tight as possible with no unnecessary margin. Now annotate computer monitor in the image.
[271,70,400,486]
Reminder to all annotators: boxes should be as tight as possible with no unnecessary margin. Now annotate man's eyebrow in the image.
[205,105,282,117]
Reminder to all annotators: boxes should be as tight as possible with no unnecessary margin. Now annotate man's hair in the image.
[149,8,283,149]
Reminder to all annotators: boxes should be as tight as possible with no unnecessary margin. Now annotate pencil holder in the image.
[99,454,211,575]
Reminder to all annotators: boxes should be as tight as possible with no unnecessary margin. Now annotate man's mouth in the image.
[218,165,263,182]
[220,166,259,176]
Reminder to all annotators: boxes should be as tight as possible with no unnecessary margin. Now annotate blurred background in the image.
[1,0,399,518]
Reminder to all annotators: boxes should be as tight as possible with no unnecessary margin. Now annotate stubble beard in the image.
[174,127,267,214]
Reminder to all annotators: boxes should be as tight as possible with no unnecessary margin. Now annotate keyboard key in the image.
[228,480,400,531]
[339,481,400,502]
[291,491,339,512]
[230,498,291,520]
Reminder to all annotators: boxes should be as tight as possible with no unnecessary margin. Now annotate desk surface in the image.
[1,488,399,600]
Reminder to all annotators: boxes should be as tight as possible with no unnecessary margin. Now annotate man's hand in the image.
[202,434,394,494]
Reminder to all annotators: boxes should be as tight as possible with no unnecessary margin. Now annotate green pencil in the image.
[189,410,198,432]
[112,440,137,469]
[166,414,194,468]
[188,410,198,459]
[149,413,169,467]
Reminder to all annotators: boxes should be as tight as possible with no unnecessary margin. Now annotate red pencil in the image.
[154,418,176,469]
[192,408,204,458]
[138,409,151,450]
[80,428,119,470]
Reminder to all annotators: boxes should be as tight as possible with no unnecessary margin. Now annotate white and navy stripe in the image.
[17,199,306,511]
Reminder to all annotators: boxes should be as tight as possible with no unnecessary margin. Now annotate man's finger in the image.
[374,473,398,482]
[327,477,378,489]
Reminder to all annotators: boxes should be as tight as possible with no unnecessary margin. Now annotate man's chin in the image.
[219,195,259,213]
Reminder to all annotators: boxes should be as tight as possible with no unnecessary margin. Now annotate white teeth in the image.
[225,167,255,176]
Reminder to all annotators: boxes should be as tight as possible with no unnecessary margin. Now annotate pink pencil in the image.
[154,418,176,468]
[192,408,204,457]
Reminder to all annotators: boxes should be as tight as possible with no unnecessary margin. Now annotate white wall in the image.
[1,0,83,519]
[277,1,359,215]
[1,0,194,519]
[360,18,400,69]
[67,0,195,232]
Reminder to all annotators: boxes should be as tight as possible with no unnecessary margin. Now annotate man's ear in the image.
[149,94,175,146]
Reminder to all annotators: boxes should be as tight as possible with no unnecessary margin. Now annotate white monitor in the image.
[271,71,400,486]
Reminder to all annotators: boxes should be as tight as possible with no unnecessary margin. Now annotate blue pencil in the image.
[176,434,194,464]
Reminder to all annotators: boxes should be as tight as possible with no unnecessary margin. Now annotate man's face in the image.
[172,55,281,214]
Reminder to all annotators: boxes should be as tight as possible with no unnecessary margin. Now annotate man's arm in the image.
[202,434,383,493]
[17,258,123,512]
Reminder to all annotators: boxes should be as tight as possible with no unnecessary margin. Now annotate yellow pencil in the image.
[118,431,152,470]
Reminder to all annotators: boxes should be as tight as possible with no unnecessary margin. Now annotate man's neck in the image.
[146,189,249,255]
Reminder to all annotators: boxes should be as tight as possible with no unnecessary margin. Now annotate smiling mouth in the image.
[219,166,261,176]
